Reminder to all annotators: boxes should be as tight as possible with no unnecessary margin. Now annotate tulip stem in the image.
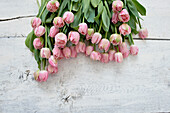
[130,33,134,45]
[115,26,117,34]
[45,25,48,48]
[137,18,142,29]
[38,2,47,18]
[36,0,40,8]
[70,1,73,12]
[116,46,119,52]
[42,59,46,70]
[83,16,85,23]
[105,32,108,39]
[93,44,96,51]
[98,21,103,33]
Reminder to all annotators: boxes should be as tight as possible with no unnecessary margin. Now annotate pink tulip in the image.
[34,70,48,82]
[63,11,74,24]
[112,12,119,24]
[68,31,80,45]
[115,52,123,63]
[33,37,44,50]
[139,28,148,39]
[47,65,58,74]
[70,46,77,58]
[78,42,86,53]
[46,0,60,12]
[63,47,71,59]
[110,34,122,45]
[40,48,51,59]
[122,49,129,58]
[55,33,67,48]
[118,9,130,23]
[91,32,102,44]
[100,53,109,63]
[78,23,88,35]
[130,45,139,56]
[31,17,41,29]
[53,17,65,28]
[109,50,116,61]
[85,46,94,56]
[119,24,131,36]
[112,0,123,12]
[119,42,128,53]
[76,43,80,53]
[90,51,101,61]
[34,26,46,37]
[86,28,94,40]
[98,39,110,52]
[49,26,59,38]
[49,56,58,67]
[52,46,61,59]
[58,50,65,60]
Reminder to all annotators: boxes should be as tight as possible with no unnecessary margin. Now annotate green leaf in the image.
[127,0,142,19]
[47,28,53,51]
[104,1,111,18]
[94,1,104,25]
[58,0,69,17]
[46,13,56,23]
[34,49,40,63]
[72,0,79,2]
[70,6,82,28]
[82,0,90,14]
[29,32,37,52]
[102,7,110,32]
[91,0,101,8]
[132,0,146,16]
[42,9,49,23]
[72,2,80,11]
[84,4,95,23]
[25,30,34,49]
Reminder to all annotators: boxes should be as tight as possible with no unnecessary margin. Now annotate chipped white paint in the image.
[0,0,170,113]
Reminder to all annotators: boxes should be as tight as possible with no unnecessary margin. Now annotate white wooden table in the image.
[0,0,170,113]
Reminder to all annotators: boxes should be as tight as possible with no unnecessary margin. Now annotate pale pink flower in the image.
[122,49,129,58]
[63,47,71,59]
[63,11,74,24]
[34,70,48,82]
[119,24,131,36]
[86,28,94,40]
[49,56,58,67]
[139,28,148,39]
[53,17,65,28]
[31,17,41,29]
[110,34,122,45]
[100,53,109,63]
[55,33,67,48]
[112,0,123,12]
[130,45,139,56]
[115,52,123,63]
[85,46,94,56]
[49,26,59,38]
[91,32,102,44]
[78,23,88,35]
[70,46,77,58]
[68,31,80,45]
[53,46,61,59]
[47,65,58,74]
[98,39,110,52]
[109,50,116,61]
[90,51,101,61]
[40,48,51,59]
[118,9,130,23]
[34,26,46,37]
[78,42,86,53]
[46,0,60,12]
[119,42,128,53]
[33,37,44,50]
[112,12,119,24]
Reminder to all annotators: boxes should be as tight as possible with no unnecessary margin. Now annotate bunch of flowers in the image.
[25,0,148,82]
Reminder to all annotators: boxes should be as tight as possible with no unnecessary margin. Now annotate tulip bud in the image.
[76,43,80,53]
[100,53,109,63]
[78,42,86,53]
[63,11,74,24]
[58,50,65,60]
[49,56,58,67]
[118,9,130,23]
[139,28,148,39]
[78,23,88,35]
[47,65,58,74]
[112,0,123,12]
[34,70,48,82]
[130,45,139,56]
[53,17,65,28]
[31,17,41,29]
[63,47,71,59]
[119,24,131,36]
[109,50,116,61]
[49,26,59,38]
[70,46,77,58]
[52,46,61,59]
[112,12,119,24]
[122,49,129,58]
[115,52,123,63]
[110,34,122,45]
[34,26,46,37]
[90,51,101,61]
[85,46,94,56]
[98,39,110,52]
[33,37,44,50]
[55,33,67,48]
[46,0,60,12]
[119,42,128,53]
[68,31,80,45]
[40,48,51,59]
[86,28,94,40]
[91,32,102,44]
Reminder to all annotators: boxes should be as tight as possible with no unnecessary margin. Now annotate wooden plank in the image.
[0,38,170,113]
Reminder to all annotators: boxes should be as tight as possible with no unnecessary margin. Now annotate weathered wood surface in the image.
[0,38,170,113]
[0,0,170,113]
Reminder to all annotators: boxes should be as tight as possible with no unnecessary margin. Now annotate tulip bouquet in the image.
[25,0,148,82]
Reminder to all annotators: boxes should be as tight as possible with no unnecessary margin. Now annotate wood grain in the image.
[0,38,170,113]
